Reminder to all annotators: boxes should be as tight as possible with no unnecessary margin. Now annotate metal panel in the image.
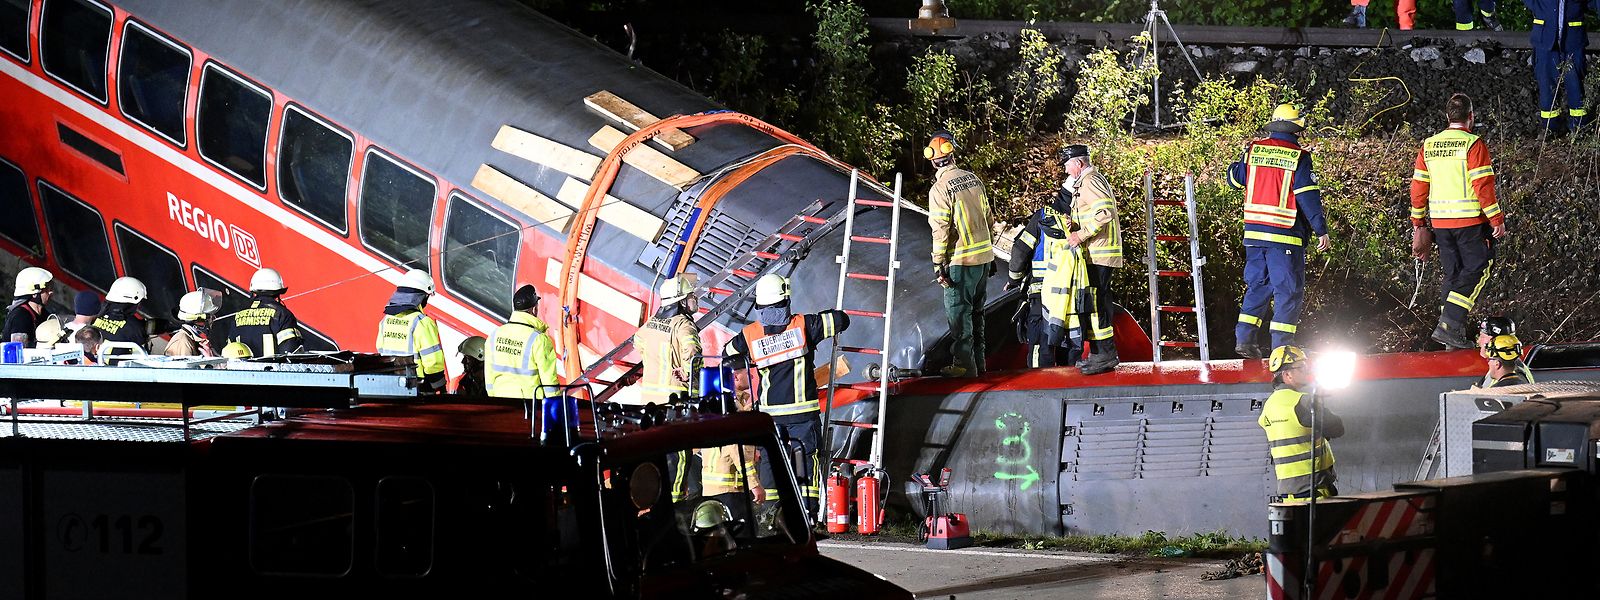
[0,468,20,600]
[42,470,187,599]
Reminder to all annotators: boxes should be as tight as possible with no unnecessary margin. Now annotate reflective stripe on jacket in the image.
[701,445,762,497]
[217,296,302,356]
[1227,134,1328,249]
[1411,127,1501,229]
[1070,167,1123,267]
[1258,387,1336,499]
[376,309,446,379]
[635,312,702,403]
[485,311,560,400]
[928,165,996,266]
[723,310,849,418]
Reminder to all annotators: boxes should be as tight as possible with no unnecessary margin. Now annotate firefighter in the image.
[1259,346,1346,503]
[1062,144,1123,375]
[67,290,99,335]
[635,275,702,403]
[1528,0,1588,132]
[1455,0,1503,30]
[217,268,304,356]
[1344,0,1418,29]
[1006,186,1082,368]
[924,130,996,378]
[1477,316,1535,387]
[74,326,104,364]
[699,389,765,537]
[4,266,54,345]
[1411,94,1504,350]
[165,290,219,357]
[485,284,560,400]
[721,273,849,519]
[1228,105,1331,359]
[453,336,488,396]
[376,269,447,394]
[89,276,150,354]
[1480,334,1530,388]
[33,315,71,348]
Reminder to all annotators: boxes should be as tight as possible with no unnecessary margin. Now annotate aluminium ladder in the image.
[1143,172,1211,362]
[821,171,902,484]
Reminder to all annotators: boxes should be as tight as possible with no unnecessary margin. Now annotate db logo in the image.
[230,226,260,268]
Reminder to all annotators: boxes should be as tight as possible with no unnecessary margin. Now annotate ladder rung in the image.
[832,458,876,465]
[1158,305,1196,313]
[855,198,895,208]
[1156,270,1191,278]
[1154,199,1184,206]
[843,309,884,318]
[608,359,638,368]
[837,345,882,355]
[834,382,880,392]
[1155,235,1189,242]
[775,233,804,242]
[753,251,781,260]
[846,272,888,281]
[850,235,892,245]
[799,215,828,224]
[1159,341,1199,348]
[829,420,878,429]
[731,269,757,278]
[708,287,734,295]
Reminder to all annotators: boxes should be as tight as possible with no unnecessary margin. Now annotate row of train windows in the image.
[0,0,521,318]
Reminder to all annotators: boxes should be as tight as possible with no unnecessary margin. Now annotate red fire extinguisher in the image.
[856,468,881,535]
[825,468,851,533]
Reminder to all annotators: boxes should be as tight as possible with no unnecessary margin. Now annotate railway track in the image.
[867,17,1532,50]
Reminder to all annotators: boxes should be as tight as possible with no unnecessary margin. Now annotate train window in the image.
[358,149,434,271]
[40,0,112,102]
[250,475,354,577]
[190,264,250,317]
[0,158,42,255]
[376,477,435,577]
[0,0,28,61]
[38,181,113,291]
[113,223,184,319]
[277,105,352,234]
[442,193,516,318]
[118,21,191,147]
[197,63,271,189]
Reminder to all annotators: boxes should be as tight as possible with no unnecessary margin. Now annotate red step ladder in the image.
[1142,172,1210,362]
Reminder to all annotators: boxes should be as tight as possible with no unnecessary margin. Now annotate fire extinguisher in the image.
[825,467,851,533]
[856,468,881,535]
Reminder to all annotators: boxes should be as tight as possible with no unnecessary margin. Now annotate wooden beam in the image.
[583,90,696,151]
[490,125,602,182]
[555,177,667,243]
[543,258,646,327]
[471,165,574,232]
[588,126,701,190]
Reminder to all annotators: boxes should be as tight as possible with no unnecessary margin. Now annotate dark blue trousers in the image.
[1534,25,1587,129]
[1453,0,1495,28]
[1236,246,1306,350]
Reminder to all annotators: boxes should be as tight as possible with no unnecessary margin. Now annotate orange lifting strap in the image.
[558,111,847,380]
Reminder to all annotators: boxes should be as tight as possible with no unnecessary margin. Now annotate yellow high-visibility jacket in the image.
[928,165,996,267]
[634,312,701,403]
[485,311,560,400]
[376,308,447,392]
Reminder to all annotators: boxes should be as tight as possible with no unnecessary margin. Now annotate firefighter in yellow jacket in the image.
[1258,346,1346,502]
[1062,144,1123,375]
[924,130,996,378]
[722,274,849,519]
[376,269,447,394]
[635,275,703,403]
[486,284,561,400]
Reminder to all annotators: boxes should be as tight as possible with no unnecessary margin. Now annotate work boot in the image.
[1081,346,1120,376]
[1342,5,1367,28]
[939,364,970,378]
[1482,14,1503,31]
[1235,342,1263,359]
[1431,321,1475,350]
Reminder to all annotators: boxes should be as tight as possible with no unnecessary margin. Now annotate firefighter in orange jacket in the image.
[1411,93,1505,350]
[1227,105,1330,359]
[721,273,849,520]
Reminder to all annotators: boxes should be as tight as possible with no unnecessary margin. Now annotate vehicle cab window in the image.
[40,0,112,102]
[0,0,29,61]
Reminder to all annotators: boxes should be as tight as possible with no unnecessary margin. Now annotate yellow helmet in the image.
[222,341,253,359]
[1487,334,1523,362]
[1266,104,1306,133]
[1268,345,1308,373]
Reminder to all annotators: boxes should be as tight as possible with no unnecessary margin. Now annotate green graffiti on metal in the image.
[994,411,1040,490]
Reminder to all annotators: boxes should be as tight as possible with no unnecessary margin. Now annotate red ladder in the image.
[1142,172,1211,362]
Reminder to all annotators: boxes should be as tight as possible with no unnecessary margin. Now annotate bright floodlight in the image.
[1314,349,1358,391]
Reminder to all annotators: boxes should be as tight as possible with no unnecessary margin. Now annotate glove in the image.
[1411,226,1433,260]
[1004,277,1023,292]
[933,264,952,288]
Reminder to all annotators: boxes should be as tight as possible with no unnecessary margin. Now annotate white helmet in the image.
[754,273,790,306]
[400,269,434,294]
[13,266,52,297]
[249,268,285,293]
[106,276,147,304]
[659,276,695,304]
[177,290,219,322]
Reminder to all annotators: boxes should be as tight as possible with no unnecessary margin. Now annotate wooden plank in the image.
[490,125,602,181]
[588,126,701,190]
[813,355,850,390]
[583,90,696,151]
[556,177,666,243]
[543,258,645,327]
[471,165,574,232]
